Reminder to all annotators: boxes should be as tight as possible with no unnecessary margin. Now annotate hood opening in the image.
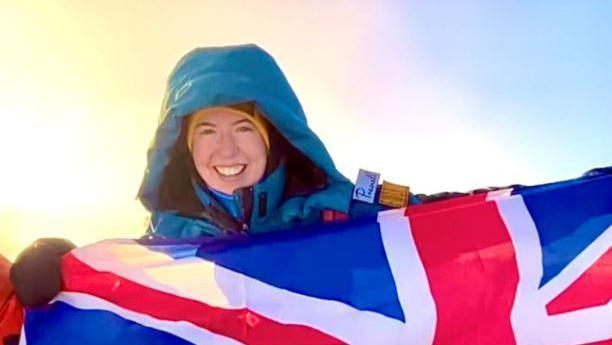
[279,135,328,198]
[158,121,202,215]
[157,113,329,217]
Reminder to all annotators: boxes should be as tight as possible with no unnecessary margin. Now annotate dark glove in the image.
[3,335,20,345]
[583,166,612,177]
[9,238,75,307]
[415,191,469,203]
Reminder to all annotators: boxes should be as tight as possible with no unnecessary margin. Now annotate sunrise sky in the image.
[1,1,611,260]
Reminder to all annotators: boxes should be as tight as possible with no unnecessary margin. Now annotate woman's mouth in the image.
[214,165,246,177]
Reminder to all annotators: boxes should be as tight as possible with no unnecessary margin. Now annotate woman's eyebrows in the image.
[232,119,252,125]
[195,119,252,127]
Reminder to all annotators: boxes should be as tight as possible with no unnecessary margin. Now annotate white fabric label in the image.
[353,169,380,204]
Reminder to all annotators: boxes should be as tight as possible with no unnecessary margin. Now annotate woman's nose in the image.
[216,133,239,157]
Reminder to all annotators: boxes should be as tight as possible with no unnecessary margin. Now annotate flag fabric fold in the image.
[22,171,612,345]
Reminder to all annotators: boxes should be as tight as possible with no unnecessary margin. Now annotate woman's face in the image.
[190,107,267,195]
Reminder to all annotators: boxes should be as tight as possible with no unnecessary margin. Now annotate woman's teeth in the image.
[215,165,246,177]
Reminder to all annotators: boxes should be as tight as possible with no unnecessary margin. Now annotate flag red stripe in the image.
[546,247,612,315]
[406,199,519,345]
[62,254,345,345]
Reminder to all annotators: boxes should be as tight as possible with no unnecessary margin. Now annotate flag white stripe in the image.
[72,240,236,309]
[497,195,612,345]
[53,292,242,345]
[378,208,437,345]
[18,324,26,345]
[538,224,612,302]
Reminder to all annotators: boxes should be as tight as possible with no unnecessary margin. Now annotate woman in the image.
[10,44,386,308]
[139,44,384,238]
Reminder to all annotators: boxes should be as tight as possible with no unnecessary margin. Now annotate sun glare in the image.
[0,100,150,260]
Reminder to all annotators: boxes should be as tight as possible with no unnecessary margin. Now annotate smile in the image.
[214,165,246,177]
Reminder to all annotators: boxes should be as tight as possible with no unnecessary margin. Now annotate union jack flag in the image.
[22,172,612,344]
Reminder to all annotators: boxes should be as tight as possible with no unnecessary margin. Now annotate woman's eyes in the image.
[235,125,254,133]
[198,128,216,135]
[197,125,254,136]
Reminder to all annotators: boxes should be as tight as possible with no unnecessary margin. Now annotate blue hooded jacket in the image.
[138,44,381,238]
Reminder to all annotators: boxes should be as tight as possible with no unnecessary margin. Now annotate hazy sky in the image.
[1,1,610,260]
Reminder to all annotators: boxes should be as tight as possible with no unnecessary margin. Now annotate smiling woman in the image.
[141,44,377,238]
[188,105,269,195]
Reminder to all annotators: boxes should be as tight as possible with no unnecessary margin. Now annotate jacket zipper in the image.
[235,187,253,233]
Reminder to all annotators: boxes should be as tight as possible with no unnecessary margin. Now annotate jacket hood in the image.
[138,44,353,228]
